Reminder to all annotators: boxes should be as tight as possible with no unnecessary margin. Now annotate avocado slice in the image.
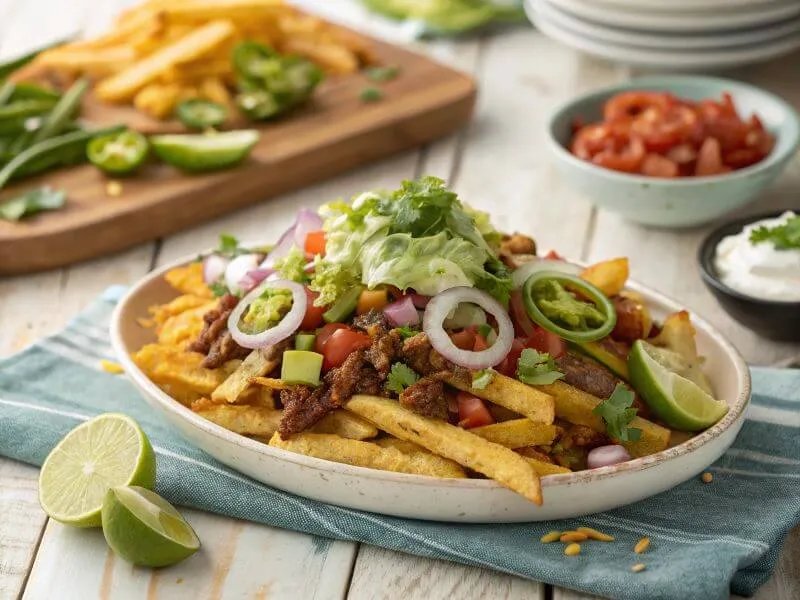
[573,338,630,381]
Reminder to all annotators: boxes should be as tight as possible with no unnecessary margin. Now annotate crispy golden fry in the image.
[580,258,629,297]
[346,395,542,504]
[157,301,216,346]
[160,60,232,84]
[164,262,213,297]
[446,372,555,424]
[314,411,378,440]
[611,293,652,342]
[373,438,467,473]
[36,46,137,77]
[132,343,239,398]
[130,24,192,57]
[196,404,282,435]
[162,0,286,25]
[651,311,713,393]
[269,432,467,478]
[149,293,212,326]
[470,419,560,449]
[134,82,183,119]
[538,381,670,458]
[238,384,275,408]
[96,19,236,102]
[212,348,280,403]
[280,38,358,74]
[199,76,233,106]
[249,376,290,390]
[523,457,572,476]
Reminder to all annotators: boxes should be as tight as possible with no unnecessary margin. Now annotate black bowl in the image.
[698,212,800,342]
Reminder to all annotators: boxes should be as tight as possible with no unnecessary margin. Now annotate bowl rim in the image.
[546,74,800,186]
[111,251,752,493]
[697,209,800,307]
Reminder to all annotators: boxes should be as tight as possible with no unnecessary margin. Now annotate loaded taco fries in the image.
[134,177,728,505]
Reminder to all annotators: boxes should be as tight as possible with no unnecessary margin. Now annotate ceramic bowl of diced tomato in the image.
[547,75,799,228]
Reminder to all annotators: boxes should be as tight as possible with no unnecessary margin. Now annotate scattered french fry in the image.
[470,419,560,449]
[212,347,281,404]
[580,257,629,297]
[446,372,555,424]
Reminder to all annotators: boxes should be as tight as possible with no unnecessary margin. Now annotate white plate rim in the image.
[583,0,798,13]
[110,250,751,494]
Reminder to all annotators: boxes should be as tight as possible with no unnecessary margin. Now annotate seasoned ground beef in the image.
[189,293,250,369]
[364,328,402,377]
[560,423,609,450]
[400,333,470,386]
[352,309,391,335]
[555,352,619,400]
[399,377,448,420]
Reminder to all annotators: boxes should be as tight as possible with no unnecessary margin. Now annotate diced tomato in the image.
[304,230,326,256]
[300,288,327,331]
[497,338,525,377]
[315,323,347,354]
[473,333,489,352]
[509,289,535,337]
[450,329,476,351]
[526,326,567,358]
[319,328,371,371]
[456,392,495,428]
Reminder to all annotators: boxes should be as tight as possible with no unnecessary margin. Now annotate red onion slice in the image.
[587,445,631,469]
[423,287,514,370]
[511,257,582,289]
[409,294,430,309]
[203,254,230,284]
[294,208,324,250]
[239,268,274,292]
[225,254,261,293]
[228,279,306,349]
[384,296,419,327]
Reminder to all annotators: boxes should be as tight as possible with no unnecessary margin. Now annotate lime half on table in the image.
[629,340,728,431]
[102,486,200,567]
[38,413,156,527]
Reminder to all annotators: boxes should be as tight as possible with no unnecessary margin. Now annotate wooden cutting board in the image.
[0,36,476,275]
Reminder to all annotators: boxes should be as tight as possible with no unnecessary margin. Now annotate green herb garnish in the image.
[592,384,642,443]
[396,325,420,339]
[360,86,384,103]
[749,215,800,250]
[516,349,565,386]
[386,363,419,395]
[209,281,229,298]
[472,369,494,390]
[365,66,400,82]
[477,323,493,339]
[0,186,65,221]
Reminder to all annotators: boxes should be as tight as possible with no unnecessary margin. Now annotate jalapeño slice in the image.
[87,130,148,175]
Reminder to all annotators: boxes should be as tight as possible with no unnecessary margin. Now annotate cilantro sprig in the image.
[471,369,494,390]
[215,233,252,258]
[386,363,419,395]
[749,215,800,250]
[516,349,565,385]
[592,384,642,443]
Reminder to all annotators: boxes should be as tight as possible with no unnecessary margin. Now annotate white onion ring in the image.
[423,287,514,370]
[511,257,582,289]
[587,445,631,469]
[228,279,306,349]
[203,254,229,284]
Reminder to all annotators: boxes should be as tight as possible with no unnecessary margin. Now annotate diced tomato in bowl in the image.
[457,392,495,428]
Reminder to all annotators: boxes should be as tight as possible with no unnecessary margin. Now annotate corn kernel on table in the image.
[1,1,798,599]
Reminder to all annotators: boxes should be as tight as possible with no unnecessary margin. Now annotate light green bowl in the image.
[547,75,800,228]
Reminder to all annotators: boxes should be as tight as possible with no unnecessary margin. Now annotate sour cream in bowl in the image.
[698,211,800,341]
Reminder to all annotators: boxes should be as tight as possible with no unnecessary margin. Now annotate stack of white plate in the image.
[525,0,800,70]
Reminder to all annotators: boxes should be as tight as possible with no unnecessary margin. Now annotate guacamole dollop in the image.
[529,279,607,331]
[242,288,293,334]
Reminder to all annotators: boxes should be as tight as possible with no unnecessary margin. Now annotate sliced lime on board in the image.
[629,340,728,431]
[38,413,156,527]
[102,486,200,567]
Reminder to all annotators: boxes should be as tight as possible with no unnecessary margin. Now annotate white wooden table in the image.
[1,2,798,599]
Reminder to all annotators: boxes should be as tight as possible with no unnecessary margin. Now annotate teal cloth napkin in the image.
[1,288,798,600]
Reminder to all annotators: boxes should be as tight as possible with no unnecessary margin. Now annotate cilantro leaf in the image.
[209,281,229,298]
[396,325,420,339]
[216,233,251,258]
[365,66,400,82]
[749,215,800,250]
[0,186,65,221]
[592,384,642,443]
[516,349,565,385]
[477,323,493,339]
[360,86,383,102]
[275,246,310,283]
[386,363,419,395]
[472,369,494,390]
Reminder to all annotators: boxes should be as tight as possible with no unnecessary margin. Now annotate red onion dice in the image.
[587,445,631,469]
[384,296,420,327]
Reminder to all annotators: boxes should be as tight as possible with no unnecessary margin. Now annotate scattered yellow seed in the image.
[560,531,589,543]
[632,563,647,573]
[540,531,562,544]
[634,537,650,554]
[100,360,124,374]
[106,180,123,197]
[577,526,615,542]
[564,543,581,556]
[701,472,713,483]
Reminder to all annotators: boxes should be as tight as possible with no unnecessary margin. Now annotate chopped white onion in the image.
[384,296,419,327]
[423,287,514,370]
[203,254,229,284]
[225,254,261,294]
[587,445,631,469]
[228,279,306,349]
[511,257,582,289]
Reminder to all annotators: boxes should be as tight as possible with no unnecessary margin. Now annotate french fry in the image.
[148,293,212,326]
[651,311,713,393]
[35,46,137,77]
[199,76,233,107]
[212,347,280,403]
[538,381,670,458]
[162,0,286,25]
[280,38,358,74]
[238,384,275,409]
[195,404,282,435]
[580,258,629,297]
[249,377,290,390]
[164,262,213,297]
[346,395,543,505]
[313,411,378,440]
[96,19,236,102]
[134,82,182,119]
[470,419,560,449]
[523,457,572,476]
[446,372,555,424]
[157,301,217,346]
[374,438,468,474]
[160,60,233,84]
[269,432,467,478]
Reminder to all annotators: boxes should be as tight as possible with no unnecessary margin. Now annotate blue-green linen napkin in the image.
[1,288,798,600]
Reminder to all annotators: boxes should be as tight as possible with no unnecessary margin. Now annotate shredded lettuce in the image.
[274,246,310,283]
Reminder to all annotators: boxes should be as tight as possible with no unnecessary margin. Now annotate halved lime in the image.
[38,413,156,527]
[629,340,728,431]
[102,486,200,567]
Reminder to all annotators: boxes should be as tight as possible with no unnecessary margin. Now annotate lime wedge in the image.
[629,340,728,431]
[102,486,200,567]
[39,413,156,527]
